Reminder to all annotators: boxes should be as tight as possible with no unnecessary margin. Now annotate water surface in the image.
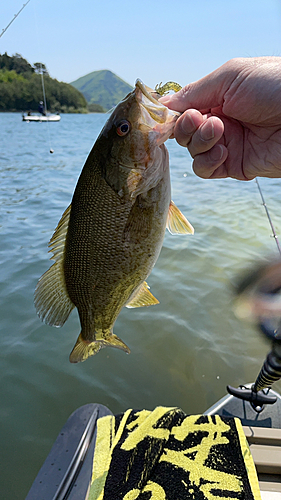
[1,112,280,498]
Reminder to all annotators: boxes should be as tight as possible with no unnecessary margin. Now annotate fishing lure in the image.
[155,81,182,96]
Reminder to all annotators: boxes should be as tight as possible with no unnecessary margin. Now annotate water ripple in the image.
[0,113,281,499]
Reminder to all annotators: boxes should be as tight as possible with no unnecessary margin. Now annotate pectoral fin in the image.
[126,281,159,308]
[167,200,194,235]
[127,169,143,197]
[123,196,153,242]
[34,205,75,326]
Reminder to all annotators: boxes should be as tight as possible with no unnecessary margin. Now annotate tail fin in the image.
[69,332,130,363]
[69,333,102,363]
[101,333,131,353]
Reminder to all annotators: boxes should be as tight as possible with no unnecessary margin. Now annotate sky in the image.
[1,0,281,88]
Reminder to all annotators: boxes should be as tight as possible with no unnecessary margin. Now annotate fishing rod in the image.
[255,178,281,256]
[228,178,281,411]
[1,1,54,153]
[0,1,31,38]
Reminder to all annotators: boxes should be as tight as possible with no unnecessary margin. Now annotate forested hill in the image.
[0,53,89,113]
[71,70,133,111]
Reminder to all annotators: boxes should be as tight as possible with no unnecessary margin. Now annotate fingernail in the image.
[180,112,196,135]
[200,119,214,141]
[210,144,224,162]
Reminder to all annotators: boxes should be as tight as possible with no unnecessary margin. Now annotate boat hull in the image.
[22,114,61,122]
[26,386,281,499]
[25,403,112,500]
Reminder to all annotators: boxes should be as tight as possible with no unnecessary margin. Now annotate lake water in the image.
[1,112,281,499]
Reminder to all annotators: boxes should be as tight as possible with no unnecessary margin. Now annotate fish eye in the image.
[116,120,130,137]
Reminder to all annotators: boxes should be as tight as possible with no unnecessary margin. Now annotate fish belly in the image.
[63,165,171,342]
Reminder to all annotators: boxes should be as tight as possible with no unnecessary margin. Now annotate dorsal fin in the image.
[34,205,75,326]
[126,282,159,308]
[166,200,194,235]
[48,204,72,260]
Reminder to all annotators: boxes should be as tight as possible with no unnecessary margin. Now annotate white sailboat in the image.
[22,112,61,122]
[22,62,61,124]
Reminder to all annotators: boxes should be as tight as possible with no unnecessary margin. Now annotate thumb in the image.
[160,61,238,113]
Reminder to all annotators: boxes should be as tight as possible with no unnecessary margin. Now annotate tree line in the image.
[0,53,97,113]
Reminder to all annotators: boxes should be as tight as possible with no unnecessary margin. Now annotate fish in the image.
[34,79,194,363]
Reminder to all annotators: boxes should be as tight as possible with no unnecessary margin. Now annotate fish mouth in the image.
[135,79,180,143]
[135,79,161,106]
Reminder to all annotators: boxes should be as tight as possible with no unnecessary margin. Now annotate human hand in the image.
[160,57,281,180]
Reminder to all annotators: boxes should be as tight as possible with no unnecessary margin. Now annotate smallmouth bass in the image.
[35,80,194,363]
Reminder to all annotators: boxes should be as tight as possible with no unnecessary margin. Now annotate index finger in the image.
[159,59,245,113]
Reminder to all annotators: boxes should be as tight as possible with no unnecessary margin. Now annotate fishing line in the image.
[0,1,31,38]
[32,3,54,154]
[39,63,54,154]
[255,178,281,256]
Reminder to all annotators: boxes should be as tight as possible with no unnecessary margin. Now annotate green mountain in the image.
[0,52,88,113]
[70,70,133,111]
